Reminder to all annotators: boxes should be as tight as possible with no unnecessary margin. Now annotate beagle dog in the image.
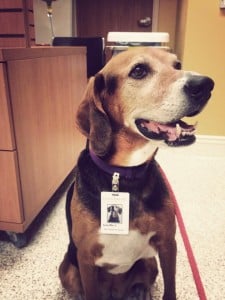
[59,47,214,300]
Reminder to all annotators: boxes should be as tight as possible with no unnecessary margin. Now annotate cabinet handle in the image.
[138,17,151,28]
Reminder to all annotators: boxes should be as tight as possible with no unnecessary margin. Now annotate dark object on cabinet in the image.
[53,37,105,78]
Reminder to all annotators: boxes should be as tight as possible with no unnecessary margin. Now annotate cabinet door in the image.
[0,64,15,150]
[0,151,23,223]
[7,53,86,225]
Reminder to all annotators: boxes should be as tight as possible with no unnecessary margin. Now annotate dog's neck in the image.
[100,129,159,167]
[109,142,158,166]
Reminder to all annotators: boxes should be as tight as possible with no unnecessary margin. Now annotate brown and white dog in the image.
[59,47,214,300]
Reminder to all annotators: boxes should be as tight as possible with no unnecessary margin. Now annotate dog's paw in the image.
[59,252,83,297]
[126,283,152,300]
[162,294,176,300]
[74,294,84,300]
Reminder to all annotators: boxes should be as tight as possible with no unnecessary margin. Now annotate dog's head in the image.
[77,47,214,157]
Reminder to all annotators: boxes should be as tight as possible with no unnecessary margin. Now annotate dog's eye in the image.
[173,61,182,70]
[129,64,149,79]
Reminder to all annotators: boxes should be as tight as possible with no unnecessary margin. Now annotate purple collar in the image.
[89,150,151,179]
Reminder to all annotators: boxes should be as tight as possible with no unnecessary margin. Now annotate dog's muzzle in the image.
[136,75,214,147]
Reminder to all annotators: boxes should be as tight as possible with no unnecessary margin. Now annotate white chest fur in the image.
[95,230,157,274]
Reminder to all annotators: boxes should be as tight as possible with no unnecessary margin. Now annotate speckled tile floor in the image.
[0,137,225,300]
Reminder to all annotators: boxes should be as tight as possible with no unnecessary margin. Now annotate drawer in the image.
[0,151,24,223]
[0,12,25,35]
[0,63,15,150]
[0,0,23,8]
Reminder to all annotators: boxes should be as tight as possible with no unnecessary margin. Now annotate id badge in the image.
[100,192,130,235]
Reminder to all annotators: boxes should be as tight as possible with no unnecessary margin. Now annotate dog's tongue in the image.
[140,119,196,145]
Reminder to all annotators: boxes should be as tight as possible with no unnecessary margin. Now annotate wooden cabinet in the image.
[0,47,86,235]
[0,0,35,47]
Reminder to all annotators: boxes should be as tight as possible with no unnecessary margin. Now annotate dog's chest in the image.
[95,229,156,274]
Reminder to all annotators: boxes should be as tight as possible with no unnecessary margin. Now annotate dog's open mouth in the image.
[135,119,197,146]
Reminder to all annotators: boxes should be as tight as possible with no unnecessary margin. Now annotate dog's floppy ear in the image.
[76,74,112,156]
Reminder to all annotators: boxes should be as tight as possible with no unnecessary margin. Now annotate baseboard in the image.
[196,135,225,145]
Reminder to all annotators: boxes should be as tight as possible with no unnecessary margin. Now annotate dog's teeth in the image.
[181,131,194,136]
[176,123,182,136]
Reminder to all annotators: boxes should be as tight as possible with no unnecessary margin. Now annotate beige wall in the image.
[176,0,225,136]
[33,0,73,45]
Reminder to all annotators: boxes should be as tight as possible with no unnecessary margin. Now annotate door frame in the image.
[152,0,160,31]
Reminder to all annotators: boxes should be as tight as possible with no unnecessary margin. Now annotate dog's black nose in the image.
[184,75,214,117]
[184,75,214,102]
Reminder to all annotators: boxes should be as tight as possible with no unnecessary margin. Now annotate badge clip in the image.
[112,172,120,192]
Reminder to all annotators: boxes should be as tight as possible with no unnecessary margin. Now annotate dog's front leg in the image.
[158,238,177,300]
[78,252,100,300]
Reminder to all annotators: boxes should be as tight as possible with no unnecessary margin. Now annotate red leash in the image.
[159,165,207,300]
